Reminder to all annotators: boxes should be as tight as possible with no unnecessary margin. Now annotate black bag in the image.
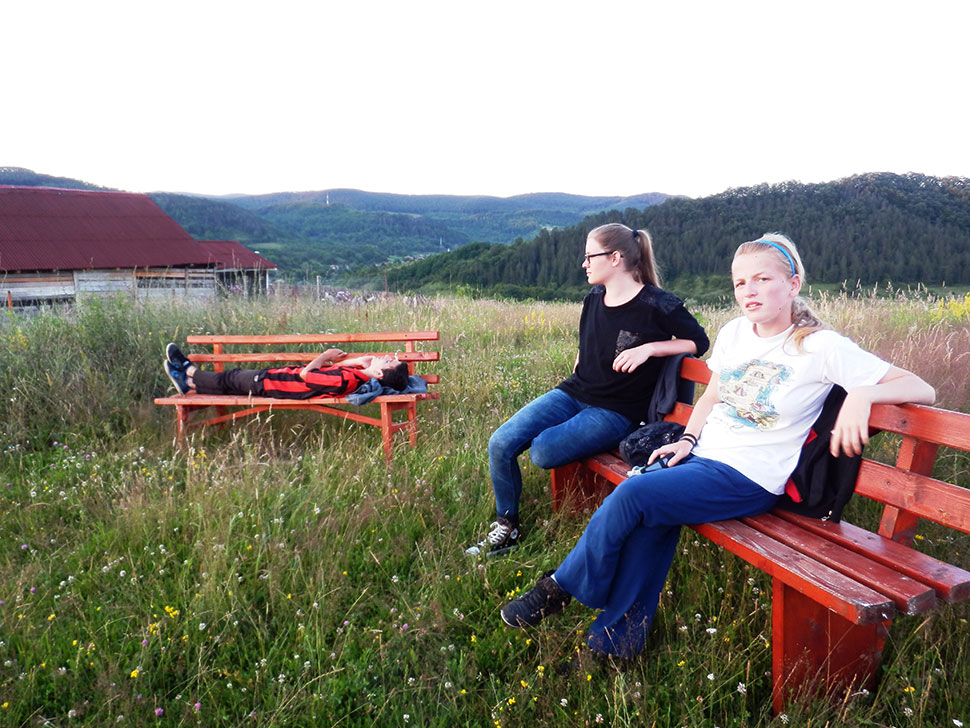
[775,386,863,522]
[619,421,684,467]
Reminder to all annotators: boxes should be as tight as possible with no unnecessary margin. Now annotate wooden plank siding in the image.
[2,268,216,305]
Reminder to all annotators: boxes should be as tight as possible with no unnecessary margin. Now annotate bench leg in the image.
[380,403,394,465]
[175,405,188,442]
[550,464,613,513]
[406,402,418,447]
[771,579,886,713]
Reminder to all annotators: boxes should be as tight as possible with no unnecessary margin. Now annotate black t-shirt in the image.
[557,285,709,423]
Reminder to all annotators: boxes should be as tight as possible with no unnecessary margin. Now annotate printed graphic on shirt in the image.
[615,330,647,357]
[719,358,792,430]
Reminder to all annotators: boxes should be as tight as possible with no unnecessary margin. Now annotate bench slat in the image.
[773,510,970,603]
[155,392,439,407]
[679,356,712,384]
[869,403,970,450]
[855,459,970,534]
[693,519,896,625]
[186,331,439,344]
[742,513,937,614]
[187,351,440,363]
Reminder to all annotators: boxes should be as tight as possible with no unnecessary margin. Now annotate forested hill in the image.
[0,167,110,191]
[380,173,970,301]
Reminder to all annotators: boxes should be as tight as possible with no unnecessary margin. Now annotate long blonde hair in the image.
[588,223,661,287]
[734,232,825,352]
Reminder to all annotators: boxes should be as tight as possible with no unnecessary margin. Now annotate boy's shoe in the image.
[465,516,520,558]
[164,360,190,395]
[501,570,571,628]
[166,343,192,373]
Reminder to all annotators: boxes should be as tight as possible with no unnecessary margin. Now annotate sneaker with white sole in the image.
[500,570,571,628]
[166,343,192,373]
[465,516,520,558]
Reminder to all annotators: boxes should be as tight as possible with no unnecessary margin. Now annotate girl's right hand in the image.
[648,439,694,467]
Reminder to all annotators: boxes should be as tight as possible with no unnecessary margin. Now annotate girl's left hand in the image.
[649,440,693,467]
[830,389,872,457]
[613,344,652,373]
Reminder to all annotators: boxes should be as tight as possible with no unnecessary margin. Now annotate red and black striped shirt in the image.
[258,366,370,399]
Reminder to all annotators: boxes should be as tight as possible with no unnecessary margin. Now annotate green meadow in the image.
[1,290,968,727]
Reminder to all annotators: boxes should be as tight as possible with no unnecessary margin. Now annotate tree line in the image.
[378,173,970,301]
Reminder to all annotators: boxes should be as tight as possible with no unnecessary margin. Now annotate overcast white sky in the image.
[3,0,968,199]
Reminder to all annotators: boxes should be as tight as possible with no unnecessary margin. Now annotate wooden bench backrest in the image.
[184,331,440,383]
[671,356,970,543]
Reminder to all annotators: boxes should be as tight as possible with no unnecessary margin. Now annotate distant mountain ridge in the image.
[213,189,675,256]
[221,188,671,216]
[0,167,110,191]
[0,168,674,273]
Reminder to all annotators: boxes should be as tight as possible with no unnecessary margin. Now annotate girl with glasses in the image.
[466,223,709,557]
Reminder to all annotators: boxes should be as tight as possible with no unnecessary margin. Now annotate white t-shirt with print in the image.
[692,317,891,495]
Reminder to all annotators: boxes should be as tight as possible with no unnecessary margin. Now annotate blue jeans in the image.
[488,388,634,520]
[553,455,779,657]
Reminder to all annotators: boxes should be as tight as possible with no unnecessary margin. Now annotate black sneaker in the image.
[166,343,192,373]
[164,360,190,395]
[501,570,571,628]
[465,516,520,558]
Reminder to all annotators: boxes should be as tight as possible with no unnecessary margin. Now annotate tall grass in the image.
[0,290,968,727]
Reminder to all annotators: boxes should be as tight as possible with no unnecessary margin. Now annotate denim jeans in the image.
[488,388,634,519]
[553,455,779,657]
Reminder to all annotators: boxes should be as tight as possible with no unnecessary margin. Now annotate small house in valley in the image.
[0,186,274,307]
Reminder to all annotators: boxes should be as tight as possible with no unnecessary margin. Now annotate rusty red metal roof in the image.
[198,240,277,270]
[0,186,215,271]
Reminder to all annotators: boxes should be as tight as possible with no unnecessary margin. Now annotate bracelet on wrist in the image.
[679,433,698,447]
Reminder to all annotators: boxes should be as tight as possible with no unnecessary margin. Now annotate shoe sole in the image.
[164,361,188,395]
[464,542,519,558]
[500,608,527,628]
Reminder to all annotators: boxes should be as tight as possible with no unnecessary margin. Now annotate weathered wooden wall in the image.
[1,268,217,306]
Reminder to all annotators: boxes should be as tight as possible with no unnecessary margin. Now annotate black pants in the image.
[192,368,265,396]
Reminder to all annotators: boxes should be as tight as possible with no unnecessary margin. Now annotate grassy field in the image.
[1,290,968,727]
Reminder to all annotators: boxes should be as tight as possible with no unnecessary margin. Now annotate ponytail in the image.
[735,232,825,352]
[588,223,661,287]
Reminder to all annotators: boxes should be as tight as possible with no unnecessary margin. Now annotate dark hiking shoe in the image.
[165,360,190,395]
[465,517,520,558]
[501,570,571,628]
[166,343,192,373]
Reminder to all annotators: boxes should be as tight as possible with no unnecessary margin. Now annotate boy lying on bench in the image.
[163,343,409,399]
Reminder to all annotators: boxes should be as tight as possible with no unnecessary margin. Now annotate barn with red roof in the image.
[0,186,275,305]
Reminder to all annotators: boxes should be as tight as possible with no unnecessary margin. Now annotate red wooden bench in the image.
[550,357,970,713]
[154,331,439,463]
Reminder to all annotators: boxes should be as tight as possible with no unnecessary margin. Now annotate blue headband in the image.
[755,240,797,276]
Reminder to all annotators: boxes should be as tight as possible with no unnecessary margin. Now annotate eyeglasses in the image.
[582,251,614,264]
